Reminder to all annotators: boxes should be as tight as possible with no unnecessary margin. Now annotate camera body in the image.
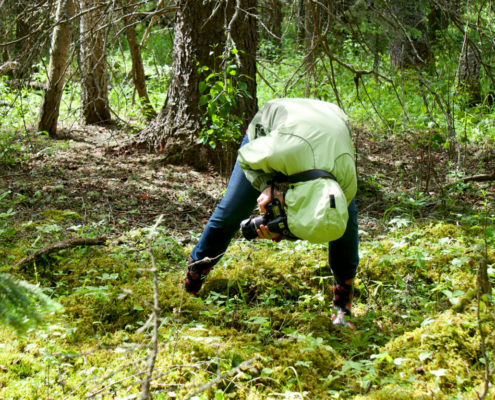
[240,199,293,240]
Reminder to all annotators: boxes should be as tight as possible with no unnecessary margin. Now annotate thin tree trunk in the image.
[297,0,305,45]
[139,0,258,174]
[304,0,314,97]
[427,4,448,45]
[261,0,282,49]
[123,0,157,119]
[80,0,111,125]
[0,17,9,63]
[389,1,430,70]
[37,0,75,137]
[15,2,29,55]
[458,46,481,106]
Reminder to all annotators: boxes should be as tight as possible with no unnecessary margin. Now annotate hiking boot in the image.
[184,257,212,296]
[331,277,354,328]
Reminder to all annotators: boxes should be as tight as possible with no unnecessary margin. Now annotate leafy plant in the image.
[197,48,252,151]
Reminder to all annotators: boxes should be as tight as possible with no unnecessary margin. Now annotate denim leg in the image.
[329,198,359,280]
[190,135,259,271]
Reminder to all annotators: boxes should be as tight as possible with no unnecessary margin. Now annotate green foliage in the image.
[0,273,61,333]
[197,49,252,149]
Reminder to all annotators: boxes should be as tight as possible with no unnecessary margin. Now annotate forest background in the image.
[0,0,494,399]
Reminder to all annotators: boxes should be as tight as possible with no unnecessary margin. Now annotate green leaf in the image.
[238,82,247,91]
[232,354,243,368]
[484,228,494,238]
[220,103,230,118]
[215,391,224,400]
[419,351,432,362]
[199,82,207,93]
[214,81,224,91]
[261,368,272,377]
[199,95,208,106]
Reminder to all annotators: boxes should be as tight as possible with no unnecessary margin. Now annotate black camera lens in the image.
[240,215,267,240]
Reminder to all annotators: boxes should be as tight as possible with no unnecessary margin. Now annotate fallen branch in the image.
[459,173,495,183]
[15,237,107,268]
[3,79,46,91]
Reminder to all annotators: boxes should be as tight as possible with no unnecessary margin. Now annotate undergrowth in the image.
[0,190,493,398]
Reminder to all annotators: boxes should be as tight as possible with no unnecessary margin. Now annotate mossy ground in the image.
[0,219,493,399]
[0,129,493,399]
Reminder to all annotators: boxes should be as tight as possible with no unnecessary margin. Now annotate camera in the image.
[240,199,294,240]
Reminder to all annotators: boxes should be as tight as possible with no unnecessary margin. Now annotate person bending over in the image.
[185,98,359,327]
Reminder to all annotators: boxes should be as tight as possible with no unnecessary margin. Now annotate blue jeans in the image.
[190,135,359,281]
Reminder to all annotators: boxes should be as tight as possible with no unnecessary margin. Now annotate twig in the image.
[15,237,107,268]
[139,0,165,47]
[140,214,164,400]
[184,355,260,400]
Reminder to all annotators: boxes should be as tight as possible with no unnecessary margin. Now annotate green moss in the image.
[39,209,83,222]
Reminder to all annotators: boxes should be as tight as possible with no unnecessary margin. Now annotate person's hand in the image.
[257,224,281,240]
[257,186,284,215]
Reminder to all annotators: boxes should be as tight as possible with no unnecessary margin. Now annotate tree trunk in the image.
[297,0,305,44]
[427,4,448,45]
[304,0,315,97]
[389,1,430,70]
[139,0,258,174]
[122,0,157,119]
[37,0,75,137]
[458,46,481,107]
[15,2,30,55]
[79,0,111,125]
[261,0,282,49]
[0,17,9,63]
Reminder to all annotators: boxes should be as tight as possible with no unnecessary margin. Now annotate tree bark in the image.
[37,0,75,137]
[458,46,481,107]
[0,16,9,63]
[80,0,111,125]
[297,0,305,44]
[427,3,448,45]
[139,0,258,174]
[15,2,30,55]
[122,0,157,119]
[389,1,430,70]
[304,0,315,97]
[261,0,282,49]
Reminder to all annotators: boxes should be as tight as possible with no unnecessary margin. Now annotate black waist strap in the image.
[274,169,338,184]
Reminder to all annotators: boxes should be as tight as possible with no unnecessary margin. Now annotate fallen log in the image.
[15,237,107,269]
[459,173,495,183]
[0,61,18,76]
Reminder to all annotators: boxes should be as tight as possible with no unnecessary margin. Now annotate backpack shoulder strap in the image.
[274,169,338,184]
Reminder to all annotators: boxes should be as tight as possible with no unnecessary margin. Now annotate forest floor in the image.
[0,124,494,399]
